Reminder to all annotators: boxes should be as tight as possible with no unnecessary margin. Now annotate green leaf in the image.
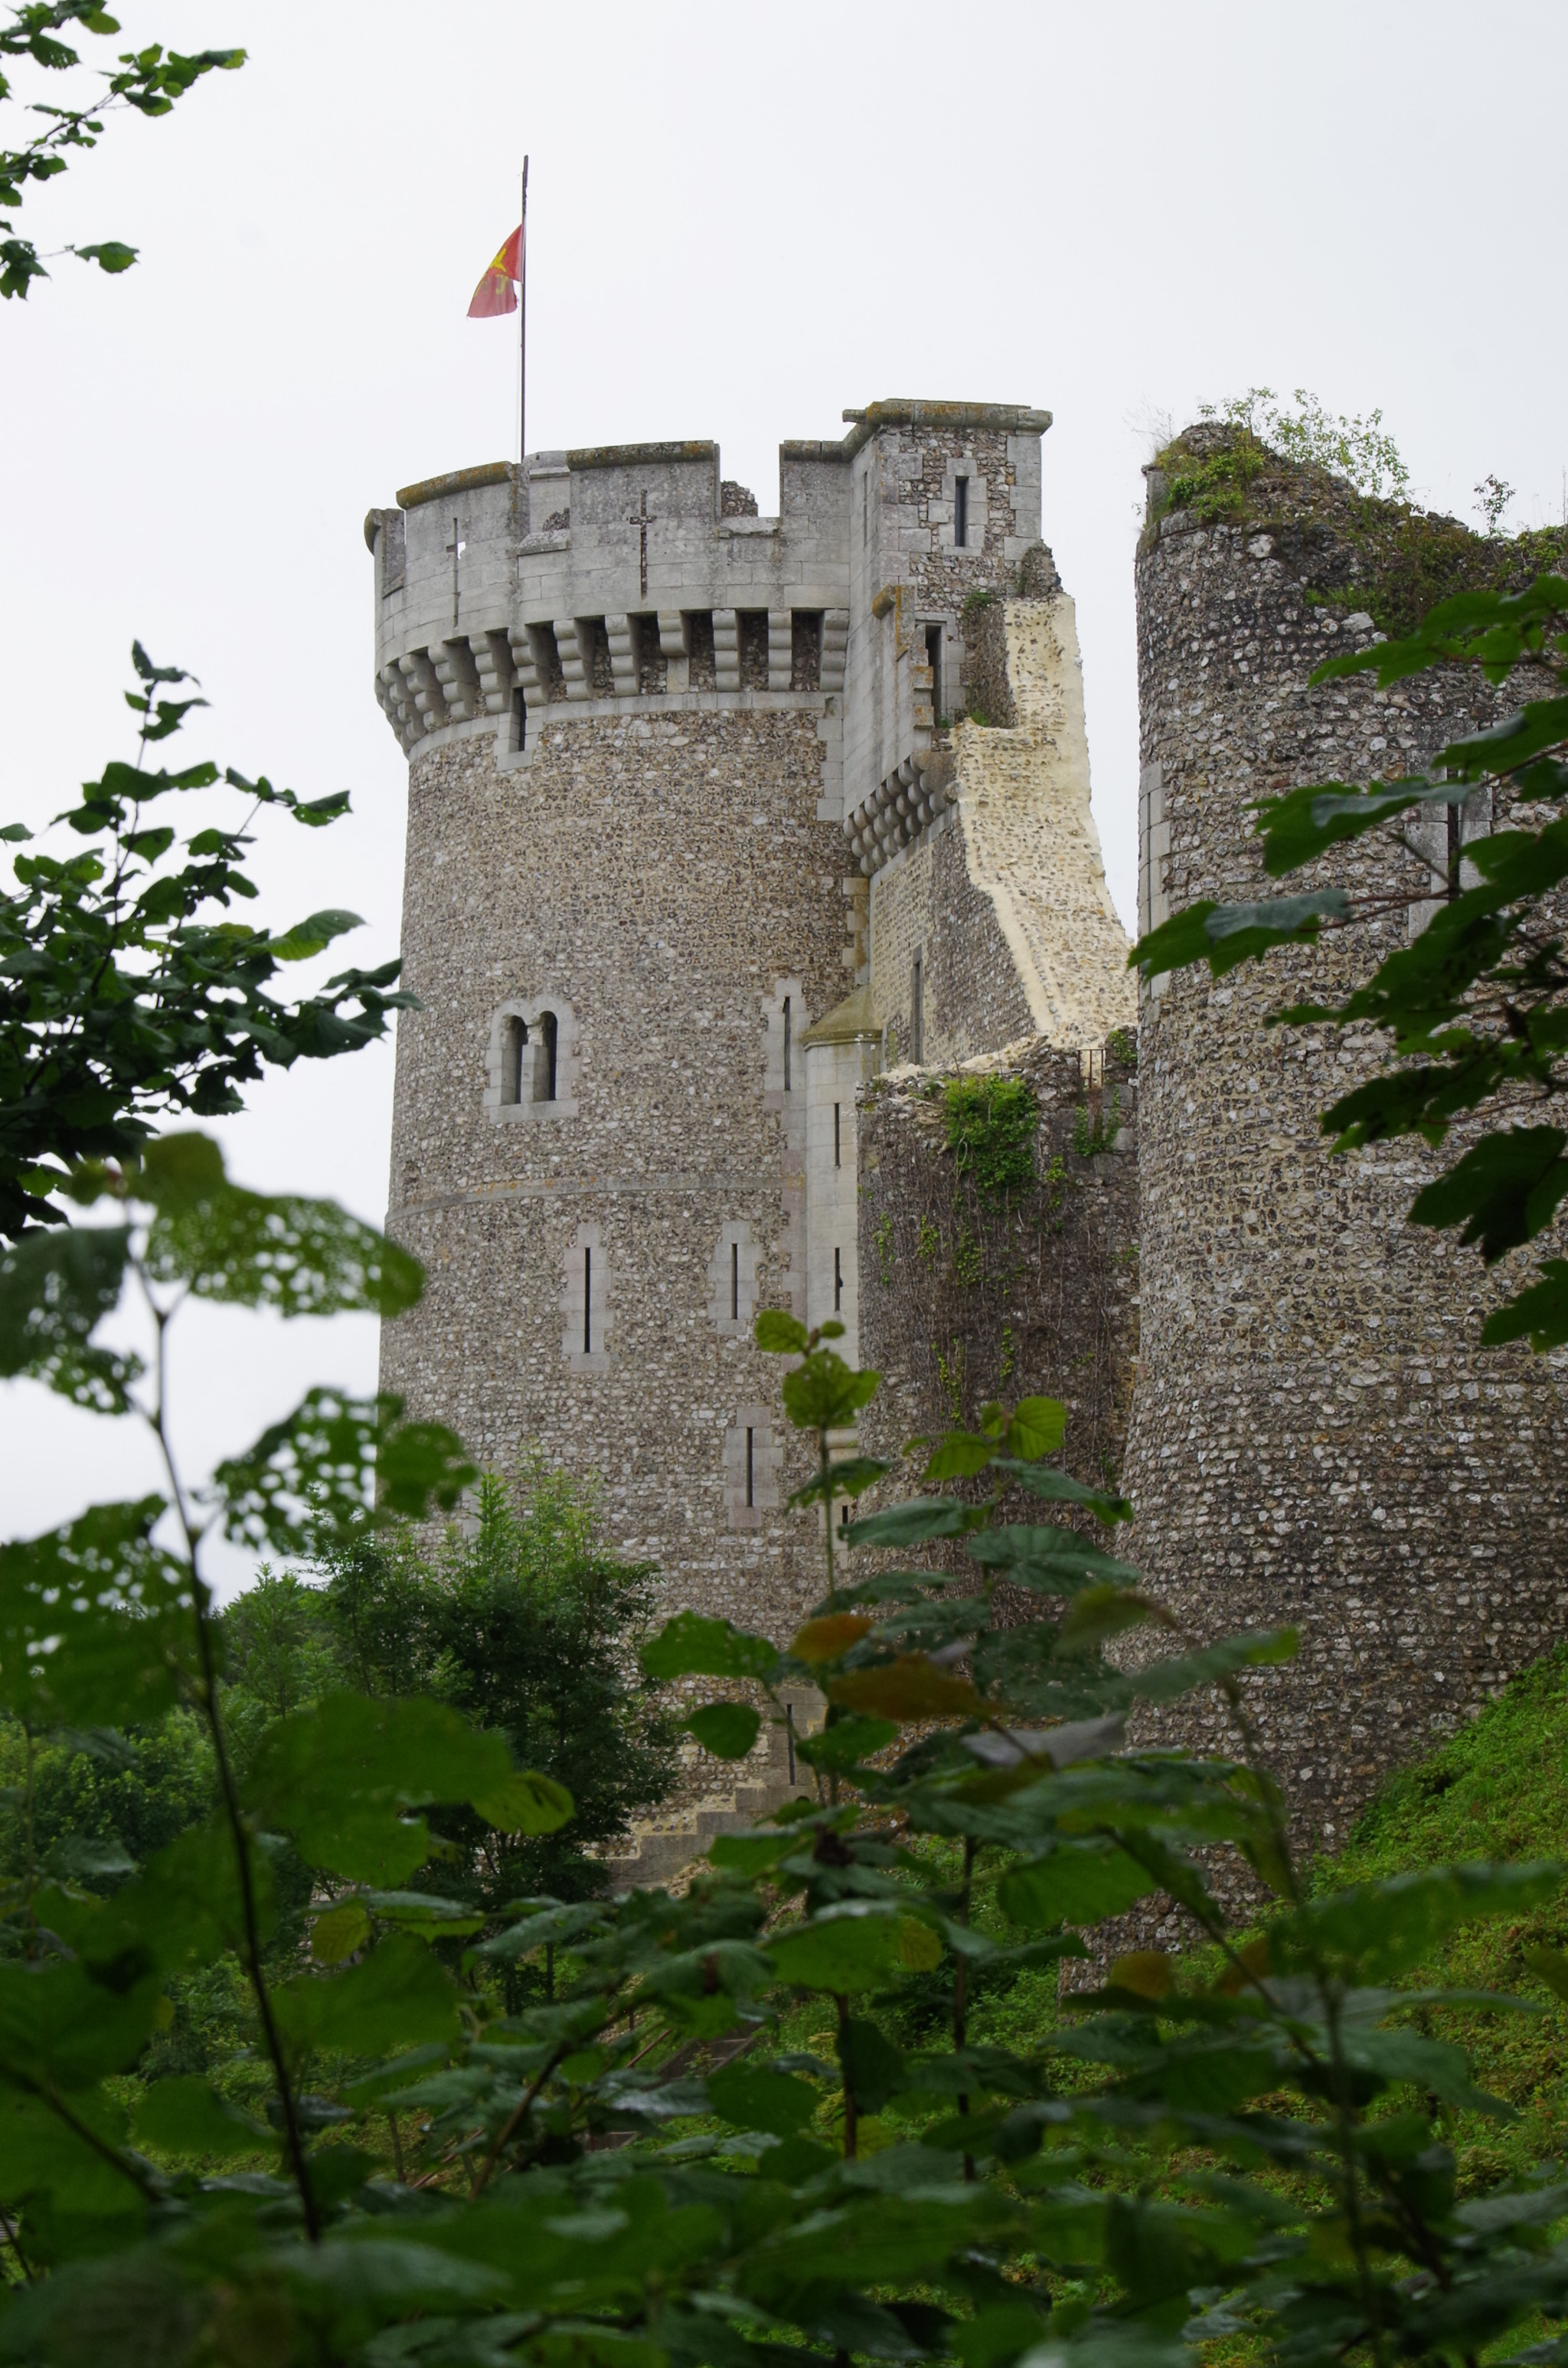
[0,1224,139,1410]
[0,1500,191,1726]
[273,1934,462,2062]
[472,1768,574,1835]
[131,2075,266,2158]
[795,1713,899,1772]
[1003,1397,1067,1460]
[989,1460,1133,1523]
[1251,777,1468,877]
[769,1906,934,1993]
[781,1347,880,1431]
[754,1309,809,1353]
[789,1455,890,1506]
[838,2015,907,2113]
[1409,1127,1568,1262]
[684,1703,763,1759]
[138,1132,424,1317]
[250,1693,533,1884]
[707,2062,820,2137]
[965,1523,1142,1593]
[847,1497,988,1549]
[0,2088,142,2228]
[1132,891,1349,978]
[1524,1944,1568,2004]
[1483,1257,1568,1351]
[922,1431,999,1480]
[0,1952,164,2090]
[269,908,363,963]
[209,1387,474,1554]
[999,1843,1158,1929]
[1132,1627,1298,1703]
[639,1611,781,1683]
[311,1900,371,1963]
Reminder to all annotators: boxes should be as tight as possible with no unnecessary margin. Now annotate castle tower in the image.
[366,401,1070,1638]
[1122,436,1568,1843]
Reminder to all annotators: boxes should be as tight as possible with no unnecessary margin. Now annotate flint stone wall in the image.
[856,1039,1140,1495]
[382,705,849,1651]
[1125,502,1568,1847]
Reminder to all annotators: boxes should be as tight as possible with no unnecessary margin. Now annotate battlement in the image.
[365,397,1051,823]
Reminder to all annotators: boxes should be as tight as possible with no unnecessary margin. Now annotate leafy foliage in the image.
[1133,567,1568,1347]
[5,1169,1568,2367]
[0,646,415,1239]
[945,1075,1038,1196]
[1,3,243,298]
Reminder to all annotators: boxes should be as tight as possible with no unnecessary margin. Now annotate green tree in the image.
[0,646,415,1241]
[222,1569,333,1721]
[415,1463,678,1914]
[1,1,241,299]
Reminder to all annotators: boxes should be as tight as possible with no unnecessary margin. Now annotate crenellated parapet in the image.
[364,402,1050,829]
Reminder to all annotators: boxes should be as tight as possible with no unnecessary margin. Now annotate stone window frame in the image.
[707,1220,760,1339]
[484,995,580,1123]
[760,976,808,1109]
[936,450,989,554]
[1407,785,1492,940]
[560,1218,610,1373]
[723,1405,782,1531]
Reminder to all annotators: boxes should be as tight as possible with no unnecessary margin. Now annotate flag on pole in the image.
[467,223,522,318]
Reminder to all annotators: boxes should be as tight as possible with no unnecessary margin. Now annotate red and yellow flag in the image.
[467,222,523,318]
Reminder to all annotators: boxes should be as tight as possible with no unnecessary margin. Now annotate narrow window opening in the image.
[834,1102,841,1168]
[838,1502,850,1538]
[1447,800,1462,900]
[502,1016,529,1105]
[512,684,527,751]
[924,623,942,719]
[745,1427,754,1509]
[533,1009,558,1102]
[834,1246,843,1311]
[583,1245,592,1355]
[954,476,969,549]
[782,995,792,1092]
[911,953,924,1065]
[730,1239,739,1321]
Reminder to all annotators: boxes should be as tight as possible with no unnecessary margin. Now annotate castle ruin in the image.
[368,399,1568,1853]
[365,400,1133,1657]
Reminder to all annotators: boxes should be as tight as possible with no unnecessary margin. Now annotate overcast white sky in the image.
[6,0,1566,1589]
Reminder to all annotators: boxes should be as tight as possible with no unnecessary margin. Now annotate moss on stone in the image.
[1147,422,1568,639]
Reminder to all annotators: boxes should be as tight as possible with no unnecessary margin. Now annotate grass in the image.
[1308,1648,1568,2187]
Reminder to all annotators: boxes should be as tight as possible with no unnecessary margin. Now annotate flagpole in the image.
[519,156,529,473]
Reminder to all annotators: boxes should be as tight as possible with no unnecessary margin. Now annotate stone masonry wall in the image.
[867,591,1136,1064]
[871,817,1035,1069]
[857,1038,1140,1497]
[1123,492,1568,1850]
[382,704,850,1657]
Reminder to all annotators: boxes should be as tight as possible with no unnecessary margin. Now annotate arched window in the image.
[486,998,577,1125]
[534,1009,558,1103]
[502,1015,528,1105]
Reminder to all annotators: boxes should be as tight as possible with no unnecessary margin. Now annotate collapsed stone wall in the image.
[856,1038,1139,1494]
[1124,460,1568,1850]
[868,588,1138,1068]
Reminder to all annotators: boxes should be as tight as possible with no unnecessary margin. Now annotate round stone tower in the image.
[1122,437,1568,1844]
[366,405,1054,1640]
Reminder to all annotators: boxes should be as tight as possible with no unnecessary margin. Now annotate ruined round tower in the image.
[365,403,1063,1641]
[1122,434,1568,1842]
